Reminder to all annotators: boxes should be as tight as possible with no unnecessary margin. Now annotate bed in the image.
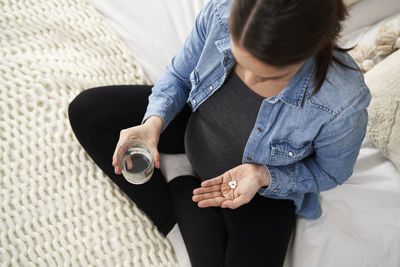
[1,0,399,266]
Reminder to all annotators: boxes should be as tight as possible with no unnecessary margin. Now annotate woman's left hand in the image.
[192,163,271,209]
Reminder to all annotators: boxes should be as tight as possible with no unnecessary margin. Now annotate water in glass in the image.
[121,147,153,184]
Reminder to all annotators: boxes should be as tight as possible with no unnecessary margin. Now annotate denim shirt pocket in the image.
[269,140,313,166]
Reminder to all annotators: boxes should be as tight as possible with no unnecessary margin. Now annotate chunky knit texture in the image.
[0,0,178,266]
[365,49,400,172]
[349,16,400,72]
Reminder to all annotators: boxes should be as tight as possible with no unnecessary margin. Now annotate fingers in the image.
[112,139,126,174]
[112,144,122,174]
[221,195,249,209]
[200,175,223,187]
[197,197,226,208]
[193,185,221,195]
[112,129,134,174]
[111,123,163,173]
[153,147,160,169]
[112,142,119,168]
[192,191,223,202]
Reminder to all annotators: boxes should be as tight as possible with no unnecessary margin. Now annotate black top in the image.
[184,69,265,181]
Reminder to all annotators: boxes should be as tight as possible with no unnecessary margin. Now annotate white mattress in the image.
[92,1,400,266]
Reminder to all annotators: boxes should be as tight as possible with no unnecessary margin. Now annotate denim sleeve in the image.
[142,1,215,132]
[259,90,371,197]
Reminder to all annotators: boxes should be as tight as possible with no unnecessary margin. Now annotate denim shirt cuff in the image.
[142,97,175,132]
[258,165,296,197]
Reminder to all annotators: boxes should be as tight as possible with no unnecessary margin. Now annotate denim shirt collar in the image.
[215,35,316,108]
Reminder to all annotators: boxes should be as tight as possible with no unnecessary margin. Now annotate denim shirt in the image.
[143,0,371,219]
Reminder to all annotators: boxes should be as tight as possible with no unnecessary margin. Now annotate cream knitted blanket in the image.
[0,0,178,266]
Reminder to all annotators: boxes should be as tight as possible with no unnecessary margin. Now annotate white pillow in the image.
[347,12,400,72]
[339,0,400,48]
[364,49,400,172]
[91,0,209,83]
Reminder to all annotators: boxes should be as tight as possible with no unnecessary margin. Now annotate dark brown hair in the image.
[229,0,357,94]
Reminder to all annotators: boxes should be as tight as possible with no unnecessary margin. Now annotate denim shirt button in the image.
[192,99,196,105]
[257,127,262,132]
[209,85,213,91]
[223,57,229,64]
[273,189,278,193]
[246,157,252,162]
[288,151,294,157]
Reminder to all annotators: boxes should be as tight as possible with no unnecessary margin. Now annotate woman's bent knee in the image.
[68,88,99,132]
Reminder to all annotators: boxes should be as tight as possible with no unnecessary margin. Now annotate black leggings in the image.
[68,85,296,267]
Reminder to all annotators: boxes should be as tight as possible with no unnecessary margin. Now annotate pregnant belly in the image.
[184,112,244,181]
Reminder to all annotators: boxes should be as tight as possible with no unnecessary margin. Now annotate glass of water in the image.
[117,139,154,184]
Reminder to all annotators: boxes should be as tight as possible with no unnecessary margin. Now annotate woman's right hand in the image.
[112,116,164,174]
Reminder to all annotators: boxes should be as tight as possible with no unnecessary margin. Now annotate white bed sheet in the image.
[284,136,400,267]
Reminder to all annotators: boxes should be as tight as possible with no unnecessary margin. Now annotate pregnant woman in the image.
[68,0,371,266]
